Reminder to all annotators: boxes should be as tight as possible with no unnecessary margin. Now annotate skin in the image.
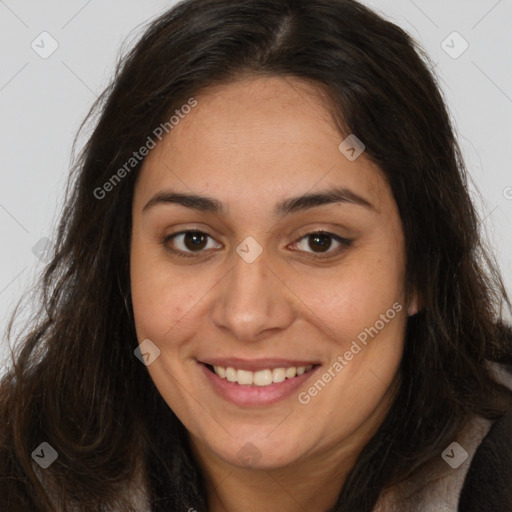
[130,75,419,512]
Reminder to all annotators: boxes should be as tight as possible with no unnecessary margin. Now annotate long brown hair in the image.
[1,0,512,510]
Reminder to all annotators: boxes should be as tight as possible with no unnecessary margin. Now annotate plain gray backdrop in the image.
[1,0,511,374]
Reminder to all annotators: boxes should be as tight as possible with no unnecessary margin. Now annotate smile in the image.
[199,360,321,406]
[209,364,315,386]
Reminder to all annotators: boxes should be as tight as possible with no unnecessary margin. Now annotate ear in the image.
[407,291,422,316]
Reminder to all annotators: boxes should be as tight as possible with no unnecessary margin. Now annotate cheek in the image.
[130,235,186,340]
[297,252,404,335]
[130,244,216,352]
[131,273,194,343]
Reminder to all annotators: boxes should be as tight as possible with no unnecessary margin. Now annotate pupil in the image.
[310,233,331,252]
[185,232,207,251]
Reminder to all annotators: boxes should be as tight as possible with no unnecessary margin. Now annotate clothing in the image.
[372,361,512,512]
[459,395,512,511]
[444,361,512,511]
[33,362,512,511]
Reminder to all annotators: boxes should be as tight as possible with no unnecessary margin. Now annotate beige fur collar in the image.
[372,361,512,511]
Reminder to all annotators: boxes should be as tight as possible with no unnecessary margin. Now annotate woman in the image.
[1,0,511,510]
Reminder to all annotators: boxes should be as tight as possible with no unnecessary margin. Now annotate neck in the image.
[187,375,400,512]
[194,440,355,512]
[188,404,391,512]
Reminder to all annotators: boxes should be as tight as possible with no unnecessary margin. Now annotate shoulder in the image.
[458,361,512,511]
[373,361,512,512]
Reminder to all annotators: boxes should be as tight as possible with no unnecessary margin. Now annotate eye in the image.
[163,230,221,257]
[289,231,352,258]
[163,230,352,259]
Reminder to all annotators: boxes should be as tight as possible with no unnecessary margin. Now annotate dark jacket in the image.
[458,366,512,511]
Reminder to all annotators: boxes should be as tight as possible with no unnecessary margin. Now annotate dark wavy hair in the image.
[1,0,512,510]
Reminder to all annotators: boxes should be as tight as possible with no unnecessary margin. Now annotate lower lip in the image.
[199,362,320,406]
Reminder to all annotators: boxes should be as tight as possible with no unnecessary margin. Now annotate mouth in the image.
[204,363,318,386]
[198,360,321,406]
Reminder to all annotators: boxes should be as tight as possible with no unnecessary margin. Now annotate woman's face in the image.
[130,76,415,470]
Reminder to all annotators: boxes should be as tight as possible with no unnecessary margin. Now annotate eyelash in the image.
[162,230,352,260]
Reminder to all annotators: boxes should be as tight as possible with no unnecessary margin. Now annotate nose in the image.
[210,250,296,342]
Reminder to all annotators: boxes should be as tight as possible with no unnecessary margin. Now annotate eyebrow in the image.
[142,186,378,217]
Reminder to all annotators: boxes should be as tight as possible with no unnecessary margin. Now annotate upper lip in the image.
[199,358,320,372]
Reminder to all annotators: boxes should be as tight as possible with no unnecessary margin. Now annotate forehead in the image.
[135,76,390,213]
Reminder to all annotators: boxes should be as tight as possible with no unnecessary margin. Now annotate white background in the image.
[1,0,511,374]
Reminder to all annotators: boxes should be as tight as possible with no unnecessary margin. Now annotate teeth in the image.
[225,367,237,382]
[253,369,272,386]
[272,368,286,383]
[237,369,253,385]
[212,364,314,386]
[285,367,296,378]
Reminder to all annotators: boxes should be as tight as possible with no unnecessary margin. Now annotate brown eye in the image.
[182,231,208,251]
[163,230,351,260]
[291,231,352,258]
[308,233,334,252]
[164,230,221,257]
